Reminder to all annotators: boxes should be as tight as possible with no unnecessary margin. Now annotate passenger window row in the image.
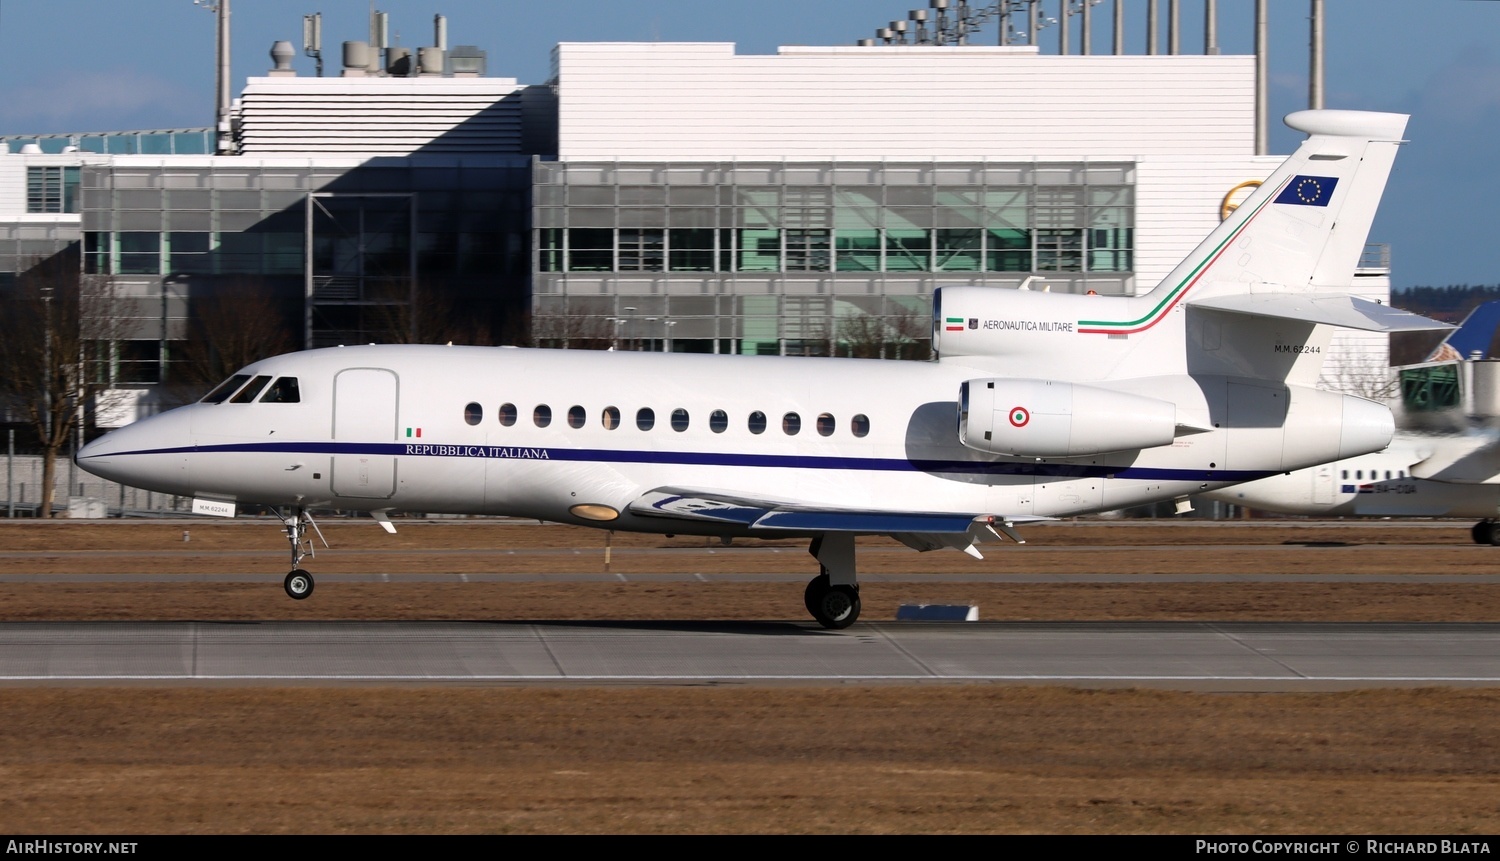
[464,402,870,438]
[1341,469,1407,480]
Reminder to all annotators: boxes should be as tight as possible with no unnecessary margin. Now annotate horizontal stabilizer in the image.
[630,488,1043,535]
[1187,293,1452,333]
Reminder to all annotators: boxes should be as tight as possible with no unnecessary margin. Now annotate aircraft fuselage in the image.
[79,344,1387,537]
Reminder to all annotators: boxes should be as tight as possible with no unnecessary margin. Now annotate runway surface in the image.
[4,620,1499,690]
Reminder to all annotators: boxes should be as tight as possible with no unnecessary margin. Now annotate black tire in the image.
[804,571,831,617]
[1473,522,1489,545]
[810,584,861,630]
[284,568,315,600]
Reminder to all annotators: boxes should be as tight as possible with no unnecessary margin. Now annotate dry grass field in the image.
[2,517,1498,834]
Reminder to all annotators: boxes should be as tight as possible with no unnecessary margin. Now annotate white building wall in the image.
[1132,154,1282,291]
[0,154,26,215]
[236,76,526,155]
[555,43,1255,161]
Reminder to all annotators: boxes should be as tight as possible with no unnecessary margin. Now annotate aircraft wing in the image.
[1187,292,1452,333]
[628,488,1043,556]
[1410,435,1500,484]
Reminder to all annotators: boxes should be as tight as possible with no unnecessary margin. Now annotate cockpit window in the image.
[201,374,251,404]
[259,377,301,403]
[230,375,273,403]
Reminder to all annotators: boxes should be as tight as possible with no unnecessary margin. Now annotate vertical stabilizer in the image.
[1162,110,1408,304]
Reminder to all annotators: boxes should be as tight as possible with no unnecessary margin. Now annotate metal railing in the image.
[2,454,191,518]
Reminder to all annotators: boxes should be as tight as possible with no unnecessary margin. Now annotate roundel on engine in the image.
[959,378,1178,458]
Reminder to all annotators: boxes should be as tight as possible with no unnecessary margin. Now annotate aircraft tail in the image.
[1161,110,1449,386]
[1067,111,1445,348]
[1177,110,1406,302]
[932,110,1445,385]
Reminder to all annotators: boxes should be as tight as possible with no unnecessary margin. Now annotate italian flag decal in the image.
[945,317,966,332]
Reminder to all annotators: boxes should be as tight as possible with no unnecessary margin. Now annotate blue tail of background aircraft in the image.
[1427,301,1500,363]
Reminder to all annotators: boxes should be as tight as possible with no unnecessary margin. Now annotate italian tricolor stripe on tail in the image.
[944,317,965,332]
[1074,177,1284,336]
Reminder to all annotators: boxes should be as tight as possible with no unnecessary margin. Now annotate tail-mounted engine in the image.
[959,378,1178,458]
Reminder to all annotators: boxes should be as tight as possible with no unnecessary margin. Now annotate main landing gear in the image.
[1473,520,1500,546]
[277,507,327,600]
[804,534,861,629]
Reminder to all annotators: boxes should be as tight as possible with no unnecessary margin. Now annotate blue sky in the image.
[1,1,1496,289]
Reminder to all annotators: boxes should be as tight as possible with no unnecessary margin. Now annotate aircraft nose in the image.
[75,412,191,493]
[75,422,146,483]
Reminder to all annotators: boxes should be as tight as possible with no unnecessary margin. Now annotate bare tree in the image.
[367,277,495,347]
[835,307,931,360]
[531,312,622,351]
[171,278,299,403]
[0,252,125,518]
[1318,343,1401,401]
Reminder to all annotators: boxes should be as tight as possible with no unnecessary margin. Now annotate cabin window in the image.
[534,405,552,428]
[201,374,250,404]
[816,413,835,437]
[568,405,586,429]
[783,412,801,435]
[637,407,655,431]
[671,408,690,432]
[709,410,728,433]
[602,406,621,430]
[748,411,767,434]
[1341,470,1348,480]
[230,375,272,403]
[260,377,300,403]
[1399,470,1406,478]
[464,402,483,426]
[1356,470,1363,480]
[498,403,517,427]
[851,414,871,438]
[1385,470,1392,480]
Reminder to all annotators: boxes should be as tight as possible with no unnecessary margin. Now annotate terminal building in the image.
[0,6,1393,425]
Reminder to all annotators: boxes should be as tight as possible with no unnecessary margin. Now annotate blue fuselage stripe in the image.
[85,440,1277,483]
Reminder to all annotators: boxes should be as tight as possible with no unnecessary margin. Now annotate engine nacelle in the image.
[959,378,1178,458]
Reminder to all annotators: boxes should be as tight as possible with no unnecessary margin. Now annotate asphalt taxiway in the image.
[3,619,1498,690]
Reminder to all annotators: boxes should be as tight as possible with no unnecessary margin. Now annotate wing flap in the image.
[629,487,1042,553]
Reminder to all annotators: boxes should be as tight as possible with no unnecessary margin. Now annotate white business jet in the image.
[78,110,1447,627]
[1201,434,1500,543]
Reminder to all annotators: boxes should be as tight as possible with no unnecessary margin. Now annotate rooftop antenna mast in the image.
[194,0,233,154]
[304,12,323,77]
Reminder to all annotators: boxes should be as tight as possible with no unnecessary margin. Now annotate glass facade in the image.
[26,167,81,213]
[0,222,77,280]
[3,129,213,156]
[77,157,533,383]
[533,159,1135,356]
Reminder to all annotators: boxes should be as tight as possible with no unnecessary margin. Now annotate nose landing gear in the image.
[284,569,314,600]
[277,507,327,600]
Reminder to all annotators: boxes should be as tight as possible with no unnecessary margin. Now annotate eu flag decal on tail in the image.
[1274,175,1339,207]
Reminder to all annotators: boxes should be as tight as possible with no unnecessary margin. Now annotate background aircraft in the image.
[1205,301,1500,542]
[77,110,1445,628]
